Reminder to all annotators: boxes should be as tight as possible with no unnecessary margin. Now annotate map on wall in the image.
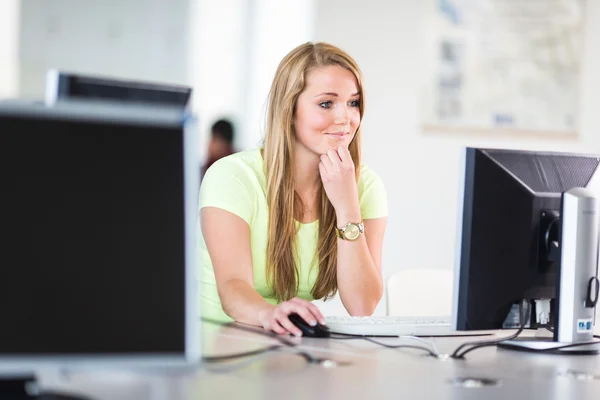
[420,0,584,135]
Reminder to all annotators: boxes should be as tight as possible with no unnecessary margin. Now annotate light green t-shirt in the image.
[197,148,388,322]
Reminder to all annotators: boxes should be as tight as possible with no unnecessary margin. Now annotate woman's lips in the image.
[326,132,347,139]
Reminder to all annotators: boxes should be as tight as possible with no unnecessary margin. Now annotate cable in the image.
[398,335,441,355]
[201,318,336,365]
[201,317,297,347]
[204,350,285,373]
[450,300,529,359]
[202,345,283,362]
[450,302,600,359]
[203,346,328,376]
[328,331,440,358]
[360,337,439,358]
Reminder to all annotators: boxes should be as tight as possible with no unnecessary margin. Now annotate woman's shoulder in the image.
[358,163,388,219]
[207,148,263,175]
[358,163,384,187]
[201,147,265,196]
[199,148,265,220]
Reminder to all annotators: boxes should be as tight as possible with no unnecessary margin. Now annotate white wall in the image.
[193,0,316,163]
[18,0,192,99]
[0,0,20,99]
[313,0,600,316]
[192,0,249,160]
[241,0,316,150]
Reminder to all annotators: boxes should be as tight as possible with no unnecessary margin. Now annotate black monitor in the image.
[45,69,192,110]
[453,147,600,331]
[0,101,199,372]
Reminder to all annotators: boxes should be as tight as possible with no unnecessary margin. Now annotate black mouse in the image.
[288,313,330,338]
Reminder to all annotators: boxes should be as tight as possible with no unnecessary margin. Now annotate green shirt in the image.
[197,148,388,322]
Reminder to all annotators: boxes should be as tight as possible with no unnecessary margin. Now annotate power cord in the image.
[450,302,600,359]
[450,300,529,359]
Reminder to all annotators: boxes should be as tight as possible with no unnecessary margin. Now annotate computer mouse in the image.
[288,313,330,338]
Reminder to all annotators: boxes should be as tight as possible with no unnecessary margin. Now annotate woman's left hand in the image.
[319,145,360,220]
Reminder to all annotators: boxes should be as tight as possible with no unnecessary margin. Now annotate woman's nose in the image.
[334,105,350,125]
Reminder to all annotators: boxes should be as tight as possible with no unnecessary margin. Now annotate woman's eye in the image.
[349,100,361,107]
[319,101,332,109]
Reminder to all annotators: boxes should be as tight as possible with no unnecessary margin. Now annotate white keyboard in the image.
[324,316,495,337]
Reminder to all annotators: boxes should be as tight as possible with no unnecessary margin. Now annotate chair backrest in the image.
[386,269,454,316]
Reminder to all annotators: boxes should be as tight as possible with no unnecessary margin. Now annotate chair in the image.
[386,269,454,316]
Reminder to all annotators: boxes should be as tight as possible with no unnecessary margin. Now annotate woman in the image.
[199,42,387,336]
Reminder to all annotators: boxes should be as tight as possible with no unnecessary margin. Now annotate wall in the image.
[313,0,600,316]
[17,0,192,100]
[0,0,20,99]
[193,0,316,162]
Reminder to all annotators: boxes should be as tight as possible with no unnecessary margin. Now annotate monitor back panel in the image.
[0,104,192,359]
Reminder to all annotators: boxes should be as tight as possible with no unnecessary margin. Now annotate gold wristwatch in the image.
[336,221,364,241]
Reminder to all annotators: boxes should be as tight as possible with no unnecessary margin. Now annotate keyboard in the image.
[324,316,495,337]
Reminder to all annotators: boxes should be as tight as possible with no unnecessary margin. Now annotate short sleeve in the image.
[199,156,255,224]
[358,165,388,220]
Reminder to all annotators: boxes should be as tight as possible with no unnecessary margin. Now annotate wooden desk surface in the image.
[31,321,600,400]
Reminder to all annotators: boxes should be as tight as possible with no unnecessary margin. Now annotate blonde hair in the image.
[263,42,365,302]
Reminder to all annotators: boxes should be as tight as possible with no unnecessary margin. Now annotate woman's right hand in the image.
[258,298,326,336]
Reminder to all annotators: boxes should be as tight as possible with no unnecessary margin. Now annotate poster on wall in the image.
[420,0,584,136]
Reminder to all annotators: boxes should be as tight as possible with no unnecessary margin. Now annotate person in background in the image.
[201,119,235,180]
[198,42,388,336]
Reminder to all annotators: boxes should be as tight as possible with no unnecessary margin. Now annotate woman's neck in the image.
[293,146,321,198]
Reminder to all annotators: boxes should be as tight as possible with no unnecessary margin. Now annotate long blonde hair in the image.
[263,42,364,302]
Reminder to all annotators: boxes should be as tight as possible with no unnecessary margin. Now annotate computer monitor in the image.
[0,101,199,370]
[45,69,192,110]
[453,147,600,332]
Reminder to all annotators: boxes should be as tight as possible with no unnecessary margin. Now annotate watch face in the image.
[344,224,360,240]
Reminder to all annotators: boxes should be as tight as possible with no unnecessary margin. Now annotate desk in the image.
[31,322,600,400]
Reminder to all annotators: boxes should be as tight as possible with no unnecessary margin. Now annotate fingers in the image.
[290,298,326,325]
[266,298,327,337]
[320,152,335,176]
[269,320,287,335]
[275,311,302,336]
[336,145,351,164]
[320,146,353,177]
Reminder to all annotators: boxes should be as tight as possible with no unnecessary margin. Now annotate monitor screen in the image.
[453,147,600,330]
[0,102,198,359]
[45,70,192,110]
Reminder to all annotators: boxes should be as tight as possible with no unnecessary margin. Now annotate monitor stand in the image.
[0,376,90,400]
[498,188,600,356]
[498,337,599,355]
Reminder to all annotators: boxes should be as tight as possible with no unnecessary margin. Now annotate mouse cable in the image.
[201,318,338,365]
[204,350,313,374]
[202,318,439,359]
[203,344,335,366]
[202,344,283,362]
[201,317,297,347]
[328,332,440,358]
